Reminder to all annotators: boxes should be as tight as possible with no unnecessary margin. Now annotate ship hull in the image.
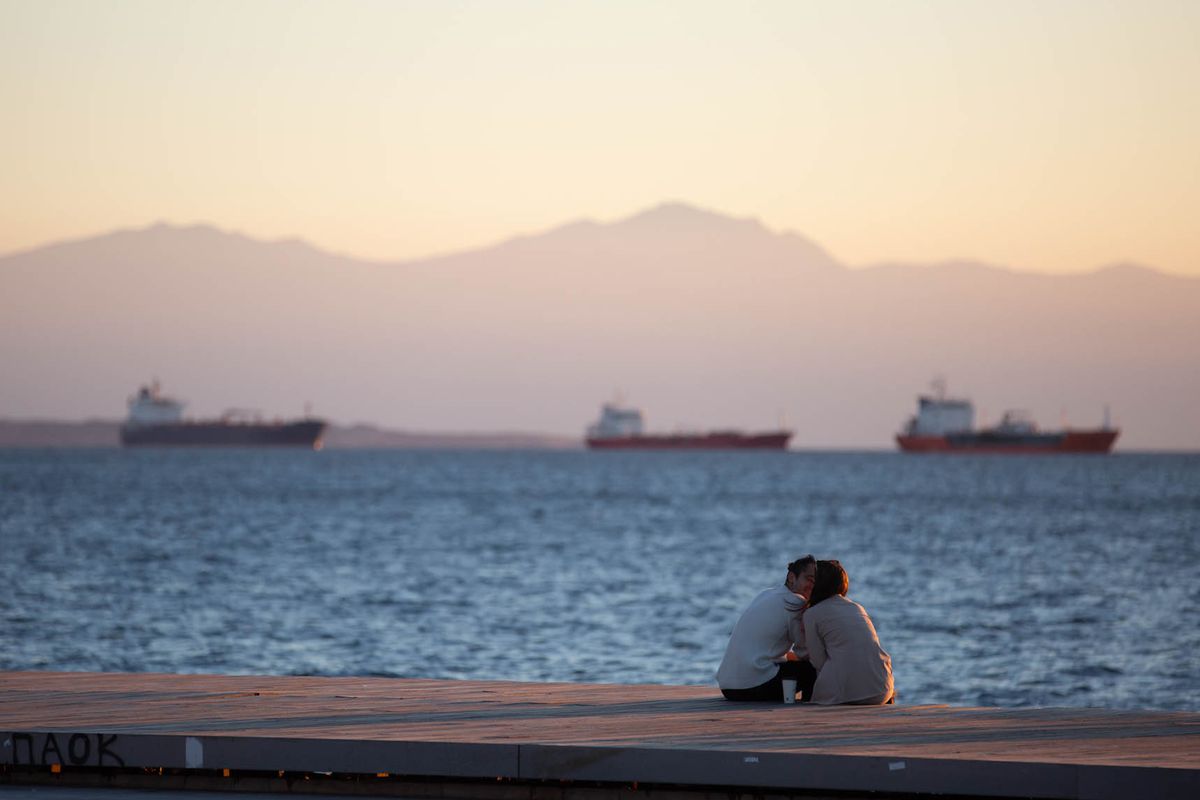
[587,431,792,450]
[120,420,327,448]
[896,428,1118,454]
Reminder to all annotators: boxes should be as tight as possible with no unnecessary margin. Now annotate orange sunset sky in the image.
[2,0,1199,276]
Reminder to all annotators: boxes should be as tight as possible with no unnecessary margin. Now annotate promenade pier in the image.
[2,672,1197,799]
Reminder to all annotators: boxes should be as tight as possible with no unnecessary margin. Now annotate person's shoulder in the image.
[745,585,781,605]
[808,594,854,617]
[840,596,875,619]
[757,584,804,608]
[804,597,833,617]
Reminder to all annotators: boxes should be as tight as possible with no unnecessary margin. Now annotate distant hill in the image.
[0,420,120,448]
[0,420,578,449]
[2,202,1198,449]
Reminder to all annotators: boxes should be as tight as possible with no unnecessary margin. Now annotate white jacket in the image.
[716,585,807,690]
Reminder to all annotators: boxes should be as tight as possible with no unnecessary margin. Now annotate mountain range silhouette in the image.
[2,202,1197,449]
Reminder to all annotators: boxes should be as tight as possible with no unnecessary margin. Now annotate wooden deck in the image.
[2,671,1198,799]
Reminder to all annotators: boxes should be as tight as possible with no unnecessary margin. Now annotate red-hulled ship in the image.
[119,382,326,449]
[895,385,1118,454]
[585,403,792,450]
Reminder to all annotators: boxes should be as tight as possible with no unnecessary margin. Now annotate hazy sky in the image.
[3,0,1198,275]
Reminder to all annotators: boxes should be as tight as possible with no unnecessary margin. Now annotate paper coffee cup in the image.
[782,679,797,704]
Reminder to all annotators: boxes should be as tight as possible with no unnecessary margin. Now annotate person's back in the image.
[716,556,816,702]
[804,594,893,704]
[716,585,802,689]
[803,560,893,706]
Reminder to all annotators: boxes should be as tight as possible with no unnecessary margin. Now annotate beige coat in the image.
[803,594,893,705]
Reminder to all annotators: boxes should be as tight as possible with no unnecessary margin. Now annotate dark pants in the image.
[721,659,817,702]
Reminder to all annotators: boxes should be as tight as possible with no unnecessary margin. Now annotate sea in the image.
[1,448,1198,711]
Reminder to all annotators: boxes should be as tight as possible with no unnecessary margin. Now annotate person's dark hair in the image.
[787,554,815,578]
[807,559,849,607]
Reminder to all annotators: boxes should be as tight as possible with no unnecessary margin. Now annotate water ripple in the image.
[1,449,1197,711]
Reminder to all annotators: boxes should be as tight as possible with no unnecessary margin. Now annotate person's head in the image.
[807,559,849,607]
[785,555,817,598]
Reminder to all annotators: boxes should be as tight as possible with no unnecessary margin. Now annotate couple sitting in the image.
[716,555,894,705]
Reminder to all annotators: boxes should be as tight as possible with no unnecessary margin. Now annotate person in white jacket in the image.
[716,556,817,701]
[803,559,894,705]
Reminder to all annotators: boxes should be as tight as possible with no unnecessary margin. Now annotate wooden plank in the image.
[2,672,1198,799]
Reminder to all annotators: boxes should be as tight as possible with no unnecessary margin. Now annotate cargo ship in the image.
[119,382,327,448]
[585,403,792,450]
[895,386,1118,454]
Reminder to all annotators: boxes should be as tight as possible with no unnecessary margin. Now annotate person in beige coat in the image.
[803,560,894,705]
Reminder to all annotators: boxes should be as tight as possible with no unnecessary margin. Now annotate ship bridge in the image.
[588,404,644,438]
[127,383,184,426]
[905,395,975,436]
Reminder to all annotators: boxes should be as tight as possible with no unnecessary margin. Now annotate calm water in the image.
[2,449,1198,710]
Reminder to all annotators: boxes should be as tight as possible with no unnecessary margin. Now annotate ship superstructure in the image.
[903,393,974,438]
[126,383,186,426]
[587,404,646,439]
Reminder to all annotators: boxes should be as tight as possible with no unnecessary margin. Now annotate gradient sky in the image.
[3,0,1198,275]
